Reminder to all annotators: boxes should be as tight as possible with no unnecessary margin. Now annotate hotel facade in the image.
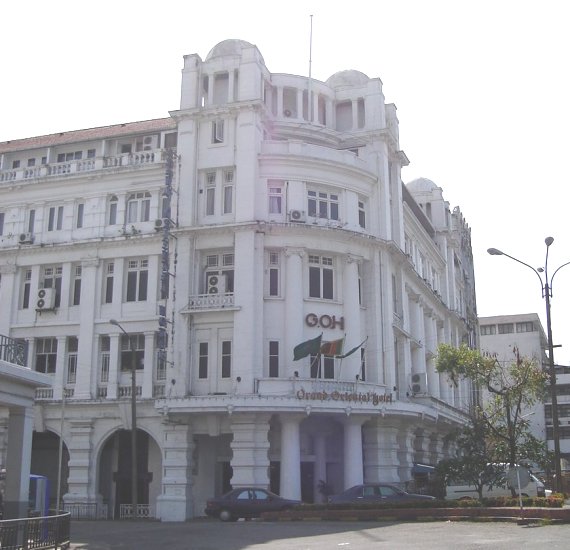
[0,40,478,521]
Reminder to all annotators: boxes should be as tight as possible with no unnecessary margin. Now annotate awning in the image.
[412,463,435,475]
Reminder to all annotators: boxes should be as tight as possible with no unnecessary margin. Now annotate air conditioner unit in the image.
[36,288,56,310]
[155,218,165,231]
[289,210,306,223]
[136,135,158,151]
[206,273,226,294]
[19,232,34,244]
[411,372,428,394]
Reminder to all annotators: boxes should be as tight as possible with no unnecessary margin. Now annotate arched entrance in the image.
[98,429,161,518]
[31,431,69,510]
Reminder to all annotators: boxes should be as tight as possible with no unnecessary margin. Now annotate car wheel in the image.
[219,509,236,522]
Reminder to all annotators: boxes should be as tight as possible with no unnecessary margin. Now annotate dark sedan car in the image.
[328,483,436,504]
[205,487,301,521]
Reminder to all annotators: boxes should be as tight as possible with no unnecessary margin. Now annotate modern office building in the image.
[0,39,477,521]
[479,313,570,468]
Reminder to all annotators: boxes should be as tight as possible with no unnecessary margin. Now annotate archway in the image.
[98,429,161,518]
[31,431,69,510]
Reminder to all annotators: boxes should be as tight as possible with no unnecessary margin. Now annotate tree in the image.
[435,344,552,496]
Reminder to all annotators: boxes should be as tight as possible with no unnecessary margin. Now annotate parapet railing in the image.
[0,511,70,549]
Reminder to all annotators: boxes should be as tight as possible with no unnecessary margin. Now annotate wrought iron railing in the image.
[0,512,70,549]
[0,335,27,367]
[64,503,108,520]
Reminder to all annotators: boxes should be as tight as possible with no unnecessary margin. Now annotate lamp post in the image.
[110,319,138,518]
[488,237,570,492]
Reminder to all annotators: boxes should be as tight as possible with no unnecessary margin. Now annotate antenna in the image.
[308,14,313,122]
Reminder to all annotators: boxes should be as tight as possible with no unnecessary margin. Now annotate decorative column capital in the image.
[284,247,305,259]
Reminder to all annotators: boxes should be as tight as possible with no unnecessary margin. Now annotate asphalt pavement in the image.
[69,518,570,550]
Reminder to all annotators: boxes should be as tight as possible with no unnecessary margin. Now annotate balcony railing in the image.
[0,334,27,366]
[119,504,153,519]
[185,293,236,311]
[0,149,168,184]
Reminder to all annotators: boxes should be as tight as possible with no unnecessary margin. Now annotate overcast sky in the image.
[2,0,570,363]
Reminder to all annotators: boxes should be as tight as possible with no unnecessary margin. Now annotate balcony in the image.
[0,149,168,185]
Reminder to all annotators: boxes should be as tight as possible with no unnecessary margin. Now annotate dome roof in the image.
[326,70,370,88]
[205,39,257,61]
[407,178,439,193]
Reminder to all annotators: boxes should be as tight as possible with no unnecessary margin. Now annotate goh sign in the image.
[305,313,345,330]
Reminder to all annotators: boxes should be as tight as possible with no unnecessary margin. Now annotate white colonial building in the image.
[0,39,477,521]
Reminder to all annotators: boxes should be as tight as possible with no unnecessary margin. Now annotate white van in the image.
[445,466,551,500]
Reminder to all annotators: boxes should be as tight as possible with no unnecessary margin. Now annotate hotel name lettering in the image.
[296,388,393,406]
[305,313,344,330]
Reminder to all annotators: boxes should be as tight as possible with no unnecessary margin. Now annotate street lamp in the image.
[488,237,570,492]
[110,319,138,519]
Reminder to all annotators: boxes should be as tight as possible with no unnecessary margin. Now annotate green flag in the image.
[293,334,323,361]
[338,337,367,359]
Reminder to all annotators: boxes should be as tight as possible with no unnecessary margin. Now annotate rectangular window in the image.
[269,341,279,377]
[12,160,20,169]
[480,324,497,336]
[41,266,63,307]
[100,336,110,382]
[212,120,224,144]
[104,262,114,304]
[22,269,32,309]
[28,209,35,234]
[268,251,280,297]
[108,196,118,225]
[309,354,334,379]
[127,192,151,223]
[0,212,4,236]
[223,169,234,214]
[516,321,535,333]
[268,183,283,214]
[47,205,64,231]
[308,255,334,300]
[120,334,145,371]
[87,149,96,158]
[72,265,82,306]
[27,158,36,167]
[498,323,514,334]
[205,172,216,215]
[76,203,84,228]
[307,189,339,220]
[360,348,366,381]
[358,200,366,228]
[35,338,58,374]
[67,336,78,384]
[199,342,208,379]
[221,341,232,378]
[126,259,148,302]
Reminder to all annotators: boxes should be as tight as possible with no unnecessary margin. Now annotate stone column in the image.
[342,255,362,380]
[107,334,120,399]
[156,422,194,522]
[230,413,271,487]
[296,89,303,119]
[285,249,305,377]
[396,424,415,482]
[3,406,34,519]
[75,258,99,399]
[63,420,98,508]
[351,99,358,129]
[363,420,400,483]
[279,415,302,500]
[142,331,154,398]
[343,416,367,489]
[53,336,67,400]
[314,433,327,503]
[0,262,16,335]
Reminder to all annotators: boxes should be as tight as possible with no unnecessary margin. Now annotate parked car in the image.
[205,487,301,521]
[328,483,436,504]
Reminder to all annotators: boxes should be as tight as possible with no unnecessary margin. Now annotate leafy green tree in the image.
[435,344,551,496]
